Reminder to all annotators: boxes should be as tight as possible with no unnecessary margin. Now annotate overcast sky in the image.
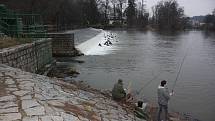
[143,0,215,17]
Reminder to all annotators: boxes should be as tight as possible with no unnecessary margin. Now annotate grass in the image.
[0,37,34,49]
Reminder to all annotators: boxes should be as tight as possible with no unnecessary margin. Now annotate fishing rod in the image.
[136,71,162,95]
[136,45,190,96]
[172,45,190,92]
[134,46,190,96]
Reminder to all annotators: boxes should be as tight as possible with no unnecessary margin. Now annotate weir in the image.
[76,30,118,55]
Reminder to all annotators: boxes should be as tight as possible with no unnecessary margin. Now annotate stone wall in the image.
[50,33,77,57]
[0,39,54,73]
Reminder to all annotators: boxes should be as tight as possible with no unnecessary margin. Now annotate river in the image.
[62,29,215,121]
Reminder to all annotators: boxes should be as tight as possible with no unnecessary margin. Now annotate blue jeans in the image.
[157,104,168,121]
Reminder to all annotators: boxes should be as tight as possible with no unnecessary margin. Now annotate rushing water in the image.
[62,30,215,121]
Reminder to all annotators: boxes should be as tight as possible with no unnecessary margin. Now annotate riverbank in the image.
[0,63,188,121]
[0,64,137,121]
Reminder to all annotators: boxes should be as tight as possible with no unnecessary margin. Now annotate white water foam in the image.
[76,30,119,55]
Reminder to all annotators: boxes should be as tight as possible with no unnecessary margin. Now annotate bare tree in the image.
[152,0,185,30]
[117,0,126,24]
[111,0,118,20]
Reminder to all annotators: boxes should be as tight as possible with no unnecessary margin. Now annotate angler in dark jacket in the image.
[157,80,173,121]
[112,79,126,101]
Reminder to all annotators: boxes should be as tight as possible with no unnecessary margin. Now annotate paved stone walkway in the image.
[0,64,137,121]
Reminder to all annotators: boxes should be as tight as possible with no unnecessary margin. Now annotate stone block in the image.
[6,87,18,92]
[61,112,80,121]
[23,116,39,121]
[52,116,64,121]
[40,116,53,121]
[0,113,21,121]
[0,107,18,113]
[19,81,35,90]
[21,95,32,100]
[43,104,58,115]
[47,100,65,107]
[0,95,16,102]
[13,90,30,96]
[8,85,17,88]
[0,101,17,109]
[22,99,40,109]
[24,106,45,116]
[5,78,15,85]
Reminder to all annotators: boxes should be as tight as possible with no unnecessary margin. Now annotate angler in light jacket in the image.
[157,80,173,121]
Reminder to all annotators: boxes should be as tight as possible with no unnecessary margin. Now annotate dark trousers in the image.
[157,104,168,121]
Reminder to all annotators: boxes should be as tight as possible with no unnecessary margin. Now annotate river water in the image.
[62,29,215,121]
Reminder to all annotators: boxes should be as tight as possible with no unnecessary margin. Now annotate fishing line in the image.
[136,41,191,96]
[172,42,191,92]
[136,70,162,95]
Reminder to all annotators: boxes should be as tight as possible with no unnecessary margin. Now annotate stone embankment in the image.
[0,64,136,121]
[0,39,53,73]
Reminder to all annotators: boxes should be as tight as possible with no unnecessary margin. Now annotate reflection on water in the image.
[64,30,215,121]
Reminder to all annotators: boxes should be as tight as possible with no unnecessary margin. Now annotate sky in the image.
[143,0,215,17]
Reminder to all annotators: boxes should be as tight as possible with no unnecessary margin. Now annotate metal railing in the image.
[0,5,46,38]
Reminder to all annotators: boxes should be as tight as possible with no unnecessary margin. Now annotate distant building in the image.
[190,16,206,28]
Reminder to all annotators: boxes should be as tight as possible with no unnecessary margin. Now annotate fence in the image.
[0,4,46,37]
